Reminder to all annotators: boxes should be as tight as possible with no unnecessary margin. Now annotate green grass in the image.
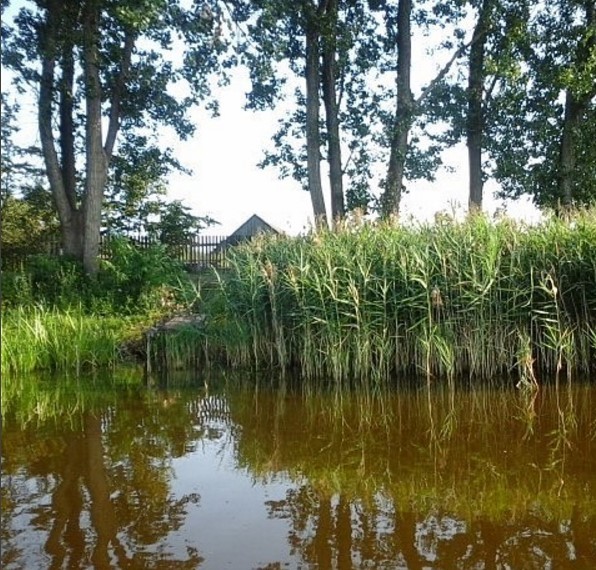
[196,209,596,386]
[0,305,151,375]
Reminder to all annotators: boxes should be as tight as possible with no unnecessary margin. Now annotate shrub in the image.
[2,238,191,315]
[28,255,88,306]
[95,237,188,311]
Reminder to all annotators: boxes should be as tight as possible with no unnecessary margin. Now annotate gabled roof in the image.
[228,214,283,237]
[213,214,284,253]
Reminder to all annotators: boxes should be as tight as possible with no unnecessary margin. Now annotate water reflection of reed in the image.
[0,369,141,428]
[227,380,596,522]
[2,373,595,568]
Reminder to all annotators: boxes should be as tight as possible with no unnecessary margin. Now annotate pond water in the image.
[1,372,595,569]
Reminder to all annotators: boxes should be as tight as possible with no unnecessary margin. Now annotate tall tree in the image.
[425,0,594,211]
[422,0,535,213]
[379,0,470,218]
[1,93,21,200]
[304,1,328,222]
[236,1,472,222]
[550,0,595,207]
[381,0,412,218]
[466,0,494,212]
[320,0,345,221]
[3,0,226,274]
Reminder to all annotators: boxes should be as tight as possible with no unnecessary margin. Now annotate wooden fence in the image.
[42,235,236,269]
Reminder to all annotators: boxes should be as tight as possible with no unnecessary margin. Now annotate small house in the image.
[214,214,283,252]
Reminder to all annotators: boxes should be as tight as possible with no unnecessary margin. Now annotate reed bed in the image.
[201,210,596,386]
[0,306,147,375]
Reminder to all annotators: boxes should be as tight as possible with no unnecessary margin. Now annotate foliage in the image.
[232,1,479,218]
[0,186,61,269]
[232,1,386,217]
[491,0,596,208]
[24,254,87,307]
[151,200,218,248]
[1,91,57,267]
[96,238,190,312]
[1,239,192,314]
[0,91,45,197]
[425,0,596,209]
[104,137,218,240]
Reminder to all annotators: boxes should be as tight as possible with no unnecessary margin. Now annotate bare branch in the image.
[104,30,136,161]
[414,40,470,110]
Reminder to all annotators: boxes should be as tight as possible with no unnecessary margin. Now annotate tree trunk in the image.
[557,91,581,207]
[557,1,594,208]
[321,0,344,224]
[38,0,131,274]
[38,0,83,259]
[382,0,412,220]
[467,0,492,213]
[82,0,108,275]
[305,21,328,226]
[58,23,85,260]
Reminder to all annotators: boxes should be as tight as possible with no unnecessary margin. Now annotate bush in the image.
[26,254,88,308]
[95,237,188,312]
[2,238,192,315]
[1,270,34,307]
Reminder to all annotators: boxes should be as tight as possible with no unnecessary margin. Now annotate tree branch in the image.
[414,39,471,110]
[38,0,73,224]
[104,30,135,161]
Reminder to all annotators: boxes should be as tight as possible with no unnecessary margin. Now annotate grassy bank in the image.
[198,210,596,385]
[3,212,595,383]
[0,306,152,375]
[0,238,200,376]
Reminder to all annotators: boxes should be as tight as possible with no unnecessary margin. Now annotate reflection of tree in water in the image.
[3,377,595,568]
[2,385,210,569]
[264,487,594,568]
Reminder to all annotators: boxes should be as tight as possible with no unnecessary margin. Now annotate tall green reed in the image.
[200,210,596,386]
[1,305,144,375]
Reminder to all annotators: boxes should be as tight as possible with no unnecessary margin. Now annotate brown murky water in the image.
[2,373,595,569]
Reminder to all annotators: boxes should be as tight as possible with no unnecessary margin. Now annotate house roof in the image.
[228,214,283,237]
[213,214,284,253]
